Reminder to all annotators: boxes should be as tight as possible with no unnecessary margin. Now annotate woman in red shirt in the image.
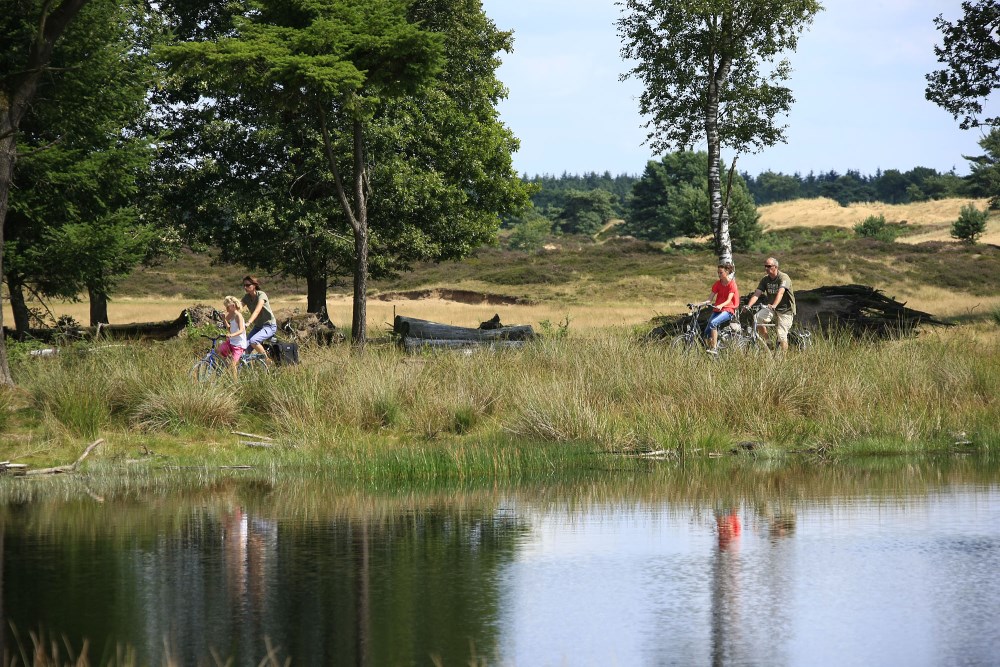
[702,262,739,354]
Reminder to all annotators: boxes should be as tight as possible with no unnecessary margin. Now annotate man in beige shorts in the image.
[745,257,796,351]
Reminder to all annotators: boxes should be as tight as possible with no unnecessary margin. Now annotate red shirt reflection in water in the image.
[716,510,742,550]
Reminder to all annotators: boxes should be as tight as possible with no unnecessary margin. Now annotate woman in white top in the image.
[217,295,248,380]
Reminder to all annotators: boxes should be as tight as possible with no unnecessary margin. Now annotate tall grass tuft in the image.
[0,386,12,433]
[132,380,240,433]
[30,368,112,438]
[7,325,1000,461]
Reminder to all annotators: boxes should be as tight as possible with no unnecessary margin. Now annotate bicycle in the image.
[737,304,812,352]
[190,335,271,382]
[670,303,743,354]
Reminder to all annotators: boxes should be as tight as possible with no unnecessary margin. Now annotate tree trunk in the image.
[705,47,733,265]
[7,280,31,332]
[320,106,368,351]
[349,117,368,350]
[88,285,109,325]
[0,0,93,387]
[352,220,368,348]
[306,273,328,314]
[0,132,16,386]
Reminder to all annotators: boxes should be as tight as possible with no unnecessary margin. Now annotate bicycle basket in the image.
[753,308,775,326]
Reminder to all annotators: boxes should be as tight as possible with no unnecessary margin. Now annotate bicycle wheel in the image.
[239,354,271,379]
[738,332,768,353]
[717,329,742,352]
[670,333,699,353]
[191,358,222,382]
[789,329,813,351]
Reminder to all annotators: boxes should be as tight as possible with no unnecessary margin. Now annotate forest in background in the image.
[518,155,994,223]
[502,132,999,256]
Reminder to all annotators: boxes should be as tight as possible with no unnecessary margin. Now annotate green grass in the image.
[3,324,998,474]
[6,222,1000,476]
[123,248,305,299]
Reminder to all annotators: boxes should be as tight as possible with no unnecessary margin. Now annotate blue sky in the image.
[479,0,993,178]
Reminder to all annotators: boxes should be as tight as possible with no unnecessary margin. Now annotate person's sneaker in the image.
[706,348,719,355]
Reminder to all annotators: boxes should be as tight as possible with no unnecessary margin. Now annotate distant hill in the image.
[759,197,997,244]
[92,197,998,328]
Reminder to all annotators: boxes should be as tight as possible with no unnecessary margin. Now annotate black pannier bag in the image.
[266,341,300,366]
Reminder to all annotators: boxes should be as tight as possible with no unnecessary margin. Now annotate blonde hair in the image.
[223,295,239,308]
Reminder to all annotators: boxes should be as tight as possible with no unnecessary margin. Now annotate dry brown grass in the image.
[759,196,1000,244]
[6,275,997,333]
[1,295,664,333]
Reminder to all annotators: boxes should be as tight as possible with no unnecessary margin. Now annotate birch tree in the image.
[925,0,999,130]
[617,0,822,263]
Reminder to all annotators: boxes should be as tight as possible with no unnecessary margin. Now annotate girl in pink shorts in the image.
[217,296,248,380]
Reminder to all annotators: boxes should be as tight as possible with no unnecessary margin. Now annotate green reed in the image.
[5,327,999,470]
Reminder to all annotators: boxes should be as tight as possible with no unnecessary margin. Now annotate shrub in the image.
[853,214,898,242]
[951,204,989,244]
[507,211,553,251]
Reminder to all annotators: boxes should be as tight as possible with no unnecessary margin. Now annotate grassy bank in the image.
[4,197,1000,476]
[2,320,997,474]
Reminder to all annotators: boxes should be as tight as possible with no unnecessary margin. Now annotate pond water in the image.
[2,457,999,666]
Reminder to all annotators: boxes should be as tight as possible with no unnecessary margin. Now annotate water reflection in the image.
[1,456,999,666]
[711,505,742,667]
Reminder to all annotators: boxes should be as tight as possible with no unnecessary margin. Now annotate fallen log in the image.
[0,462,28,476]
[401,336,528,353]
[394,315,534,342]
[25,438,105,476]
[3,310,206,343]
[232,430,274,441]
[275,308,343,346]
[795,284,947,337]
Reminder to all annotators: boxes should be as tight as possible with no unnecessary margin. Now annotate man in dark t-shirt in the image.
[746,257,796,351]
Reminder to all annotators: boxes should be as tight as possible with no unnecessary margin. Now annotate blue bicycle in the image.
[190,335,270,382]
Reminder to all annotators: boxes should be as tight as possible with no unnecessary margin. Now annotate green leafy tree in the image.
[952,203,989,243]
[506,209,552,251]
[624,152,759,248]
[853,214,898,243]
[748,170,802,205]
[875,169,910,204]
[4,0,164,327]
[524,172,637,218]
[554,189,618,236]
[926,0,1000,129]
[162,0,445,348]
[1,0,109,385]
[161,0,528,344]
[964,127,1000,208]
[618,0,822,264]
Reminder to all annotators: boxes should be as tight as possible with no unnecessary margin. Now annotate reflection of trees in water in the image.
[134,507,527,666]
[0,483,528,667]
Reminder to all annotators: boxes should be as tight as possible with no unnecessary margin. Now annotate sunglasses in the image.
[764,264,776,269]
[243,283,254,287]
